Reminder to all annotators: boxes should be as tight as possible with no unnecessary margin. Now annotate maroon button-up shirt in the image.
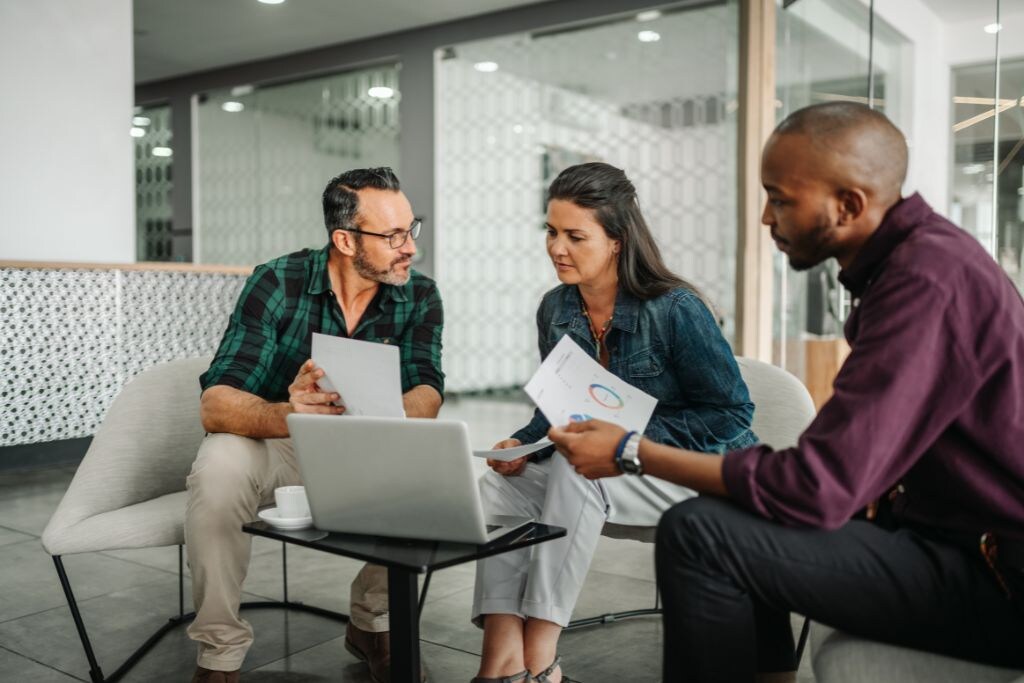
[723,193,1024,541]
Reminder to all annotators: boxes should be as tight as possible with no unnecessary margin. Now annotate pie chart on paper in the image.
[588,383,624,409]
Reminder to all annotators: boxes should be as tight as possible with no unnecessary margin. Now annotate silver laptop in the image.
[286,414,533,544]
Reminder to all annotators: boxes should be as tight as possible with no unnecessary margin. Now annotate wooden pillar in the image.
[735,0,776,361]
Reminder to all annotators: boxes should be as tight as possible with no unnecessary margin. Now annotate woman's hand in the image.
[487,438,528,476]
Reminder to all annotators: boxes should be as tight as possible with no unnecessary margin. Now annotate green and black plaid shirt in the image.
[201,245,444,402]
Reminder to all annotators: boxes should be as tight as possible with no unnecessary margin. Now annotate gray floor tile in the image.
[0,541,170,623]
[0,465,76,536]
[560,617,662,682]
[0,579,345,682]
[0,524,34,547]
[249,635,480,682]
[244,544,368,612]
[0,645,80,682]
[590,535,657,583]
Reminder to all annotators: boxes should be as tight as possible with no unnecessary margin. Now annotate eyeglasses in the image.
[335,219,422,249]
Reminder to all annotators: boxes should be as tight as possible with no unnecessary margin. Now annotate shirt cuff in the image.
[721,444,773,516]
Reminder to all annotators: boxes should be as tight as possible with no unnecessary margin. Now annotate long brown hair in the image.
[547,162,702,301]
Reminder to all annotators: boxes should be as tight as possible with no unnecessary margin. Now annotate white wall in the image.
[0,0,134,263]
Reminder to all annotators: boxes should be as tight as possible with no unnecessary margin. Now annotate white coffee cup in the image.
[274,485,310,519]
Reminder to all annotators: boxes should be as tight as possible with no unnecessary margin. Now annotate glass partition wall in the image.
[194,64,401,266]
[772,0,1019,402]
[133,103,176,261]
[436,1,740,391]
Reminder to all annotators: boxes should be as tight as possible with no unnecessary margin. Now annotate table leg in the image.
[388,566,421,682]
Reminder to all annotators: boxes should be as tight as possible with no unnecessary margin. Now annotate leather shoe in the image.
[190,666,240,683]
[344,622,427,682]
[345,622,392,683]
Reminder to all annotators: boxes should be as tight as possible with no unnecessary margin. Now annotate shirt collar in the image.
[553,285,640,333]
[838,192,934,297]
[305,243,409,303]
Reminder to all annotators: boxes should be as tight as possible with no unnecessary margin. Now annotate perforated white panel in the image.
[0,267,245,446]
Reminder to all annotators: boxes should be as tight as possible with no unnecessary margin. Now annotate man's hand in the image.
[288,359,345,415]
[548,420,626,480]
[487,438,528,476]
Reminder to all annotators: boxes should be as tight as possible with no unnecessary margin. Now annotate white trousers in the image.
[472,453,695,627]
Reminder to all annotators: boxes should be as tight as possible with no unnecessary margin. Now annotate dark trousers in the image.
[655,497,1024,682]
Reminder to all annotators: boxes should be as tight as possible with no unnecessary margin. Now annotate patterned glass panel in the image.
[196,65,401,266]
[437,4,739,392]
[0,267,246,446]
[133,104,177,261]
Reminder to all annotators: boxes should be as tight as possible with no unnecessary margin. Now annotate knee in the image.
[656,497,742,561]
[187,434,262,510]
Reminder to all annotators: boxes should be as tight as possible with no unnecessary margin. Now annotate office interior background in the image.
[0,0,1022,681]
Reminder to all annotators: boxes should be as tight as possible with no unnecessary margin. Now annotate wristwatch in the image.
[617,432,644,475]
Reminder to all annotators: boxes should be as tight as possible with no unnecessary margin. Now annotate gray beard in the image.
[353,243,411,286]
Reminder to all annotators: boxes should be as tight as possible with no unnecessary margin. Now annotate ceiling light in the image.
[474,61,499,73]
[637,10,661,22]
[132,116,151,126]
[368,86,394,99]
[221,101,245,113]
[130,127,146,138]
[984,22,1002,34]
[258,0,286,4]
[637,30,661,43]
[152,147,173,157]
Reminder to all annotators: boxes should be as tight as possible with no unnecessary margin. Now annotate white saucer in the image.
[258,507,314,531]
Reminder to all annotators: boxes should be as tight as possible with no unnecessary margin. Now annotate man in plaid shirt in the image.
[186,168,444,683]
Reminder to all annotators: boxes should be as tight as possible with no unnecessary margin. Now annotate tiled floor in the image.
[0,397,815,682]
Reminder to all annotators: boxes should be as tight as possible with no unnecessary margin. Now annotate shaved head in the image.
[772,102,908,205]
[760,103,910,271]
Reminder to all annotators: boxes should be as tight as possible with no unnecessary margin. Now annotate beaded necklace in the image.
[581,299,613,367]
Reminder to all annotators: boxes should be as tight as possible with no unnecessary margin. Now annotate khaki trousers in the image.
[184,433,389,671]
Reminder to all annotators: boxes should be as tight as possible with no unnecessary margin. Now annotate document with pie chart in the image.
[524,334,658,432]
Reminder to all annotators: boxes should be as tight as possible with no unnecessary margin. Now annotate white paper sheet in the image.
[473,439,553,462]
[311,333,404,418]
[524,335,657,432]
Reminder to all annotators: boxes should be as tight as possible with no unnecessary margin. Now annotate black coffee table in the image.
[242,521,566,682]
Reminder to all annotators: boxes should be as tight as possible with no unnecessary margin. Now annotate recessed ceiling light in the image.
[258,0,286,4]
[152,147,173,157]
[637,10,661,22]
[221,101,245,113]
[637,30,661,43]
[368,86,395,99]
[132,116,151,126]
[130,127,146,138]
[984,22,1002,34]
[474,61,499,72]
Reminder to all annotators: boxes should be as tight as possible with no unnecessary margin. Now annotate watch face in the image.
[621,455,641,474]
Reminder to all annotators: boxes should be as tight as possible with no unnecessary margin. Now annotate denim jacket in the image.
[513,284,757,455]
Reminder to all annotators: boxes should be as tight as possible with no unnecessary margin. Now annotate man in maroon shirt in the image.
[548,102,1024,682]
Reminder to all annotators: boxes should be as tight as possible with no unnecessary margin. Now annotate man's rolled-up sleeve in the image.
[200,266,283,397]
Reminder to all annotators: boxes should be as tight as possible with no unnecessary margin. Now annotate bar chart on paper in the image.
[525,335,657,431]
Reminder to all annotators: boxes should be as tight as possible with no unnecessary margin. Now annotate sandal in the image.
[470,670,530,683]
[532,655,562,683]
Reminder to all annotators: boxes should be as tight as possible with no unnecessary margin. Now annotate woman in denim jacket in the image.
[471,162,756,683]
